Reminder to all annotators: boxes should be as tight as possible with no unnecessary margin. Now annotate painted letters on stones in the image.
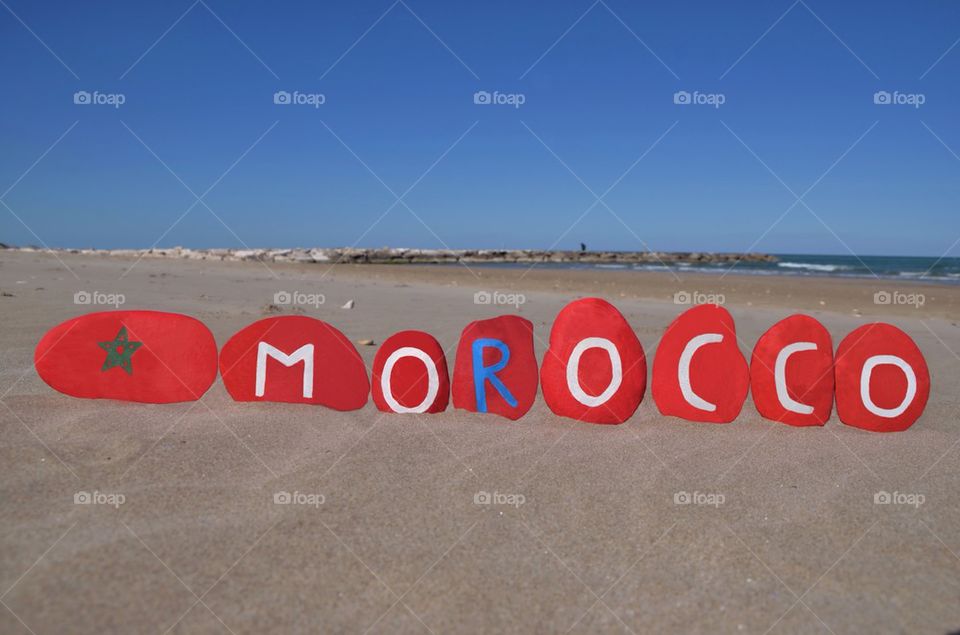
[219,316,369,410]
[652,304,749,423]
[835,323,929,432]
[372,330,449,414]
[750,314,834,426]
[452,315,538,420]
[540,298,646,424]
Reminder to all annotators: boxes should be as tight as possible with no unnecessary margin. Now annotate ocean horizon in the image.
[486,253,960,284]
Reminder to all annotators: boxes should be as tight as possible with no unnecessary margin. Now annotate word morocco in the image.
[34,299,930,433]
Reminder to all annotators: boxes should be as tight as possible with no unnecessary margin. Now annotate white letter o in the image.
[566,337,623,407]
[381,347,439,414]
[860,354,916,418]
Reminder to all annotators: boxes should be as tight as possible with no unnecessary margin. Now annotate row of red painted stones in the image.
[34,299,930,432]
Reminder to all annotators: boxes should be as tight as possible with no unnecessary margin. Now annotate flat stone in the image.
[372,330,449,413]
[835,323,929,432]
[652,304,749,423]
[219,316,369,410]
[750,314,834,426]
[35,311,218,403]
[540,298,646,424]
[452,315,538,420]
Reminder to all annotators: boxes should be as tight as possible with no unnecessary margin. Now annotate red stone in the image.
[371,330,449,414]
[750,314,834,427]
[219,316,369,410]
[652,304,749,423]
[835,323,929,432]
[34,310,217,403]
[540,298,646,424]
[452,315,538,420]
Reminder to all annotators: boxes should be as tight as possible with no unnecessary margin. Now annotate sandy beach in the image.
[1,249,959,634]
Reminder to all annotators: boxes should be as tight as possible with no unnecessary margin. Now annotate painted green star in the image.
[98,326,142,375]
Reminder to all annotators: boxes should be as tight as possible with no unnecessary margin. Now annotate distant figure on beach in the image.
[580,242,587,252]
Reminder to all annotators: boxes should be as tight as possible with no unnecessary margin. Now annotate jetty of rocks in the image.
[3,245,778,266]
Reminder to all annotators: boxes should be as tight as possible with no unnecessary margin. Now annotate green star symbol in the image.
[98,326,142,375]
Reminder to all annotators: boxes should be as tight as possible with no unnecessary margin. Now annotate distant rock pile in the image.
[4,245,777,265]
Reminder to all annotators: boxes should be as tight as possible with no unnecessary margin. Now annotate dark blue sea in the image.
[494,254,960,284]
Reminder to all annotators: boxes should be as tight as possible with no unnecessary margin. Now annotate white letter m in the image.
[255,342,314,398]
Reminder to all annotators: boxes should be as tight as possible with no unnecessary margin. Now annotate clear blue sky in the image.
[1,0,958,256]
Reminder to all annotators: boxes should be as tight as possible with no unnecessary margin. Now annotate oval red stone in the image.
[652,304,749,423]
[750,314,834,426]
[34,310,218,403]
[540,298,646,424]
[219,316,369,410]
[371,330,449,414]
[452,315,538,420]
[834,323,929,432]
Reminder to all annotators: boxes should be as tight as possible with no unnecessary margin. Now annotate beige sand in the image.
[1,250,959,634]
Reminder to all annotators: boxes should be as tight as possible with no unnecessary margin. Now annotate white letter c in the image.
[678,333,723,412]
[775,342,817,415]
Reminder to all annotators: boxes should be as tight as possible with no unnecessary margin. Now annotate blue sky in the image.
[1,0,958,256]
